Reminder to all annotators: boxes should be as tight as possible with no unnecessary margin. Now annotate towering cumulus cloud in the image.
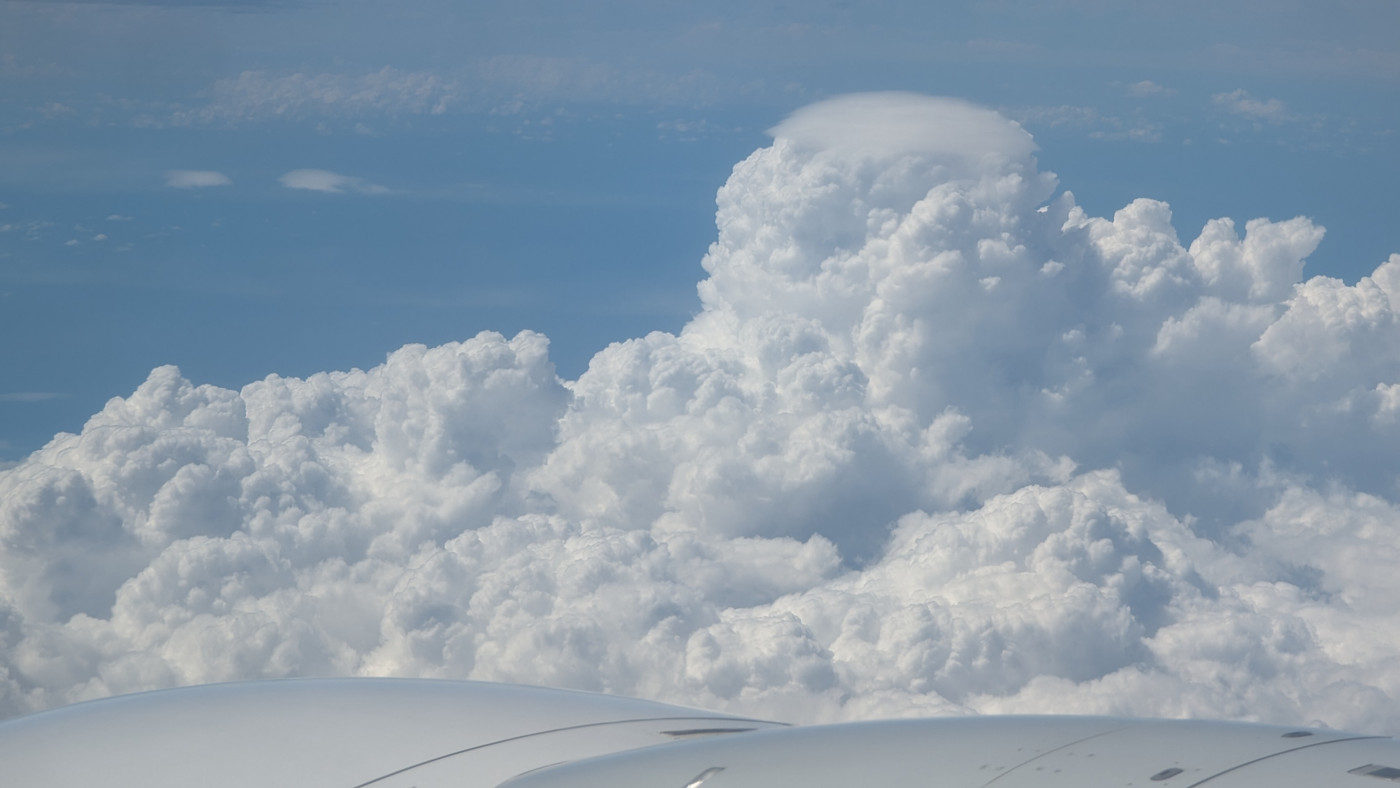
[4,93,1399,731]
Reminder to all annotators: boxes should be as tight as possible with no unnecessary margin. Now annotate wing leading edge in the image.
[2,678,1398,788]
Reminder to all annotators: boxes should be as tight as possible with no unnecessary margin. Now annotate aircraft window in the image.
[1282,731,1314,738]
[1150,767,1184,781]
[1350,764,1400,781]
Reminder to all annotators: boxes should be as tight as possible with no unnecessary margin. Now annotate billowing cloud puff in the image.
[4,94,1400,734]
[278,169,389,194]
[164,170,231,188]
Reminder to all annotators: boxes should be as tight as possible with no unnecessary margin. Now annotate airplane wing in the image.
[2,678,1399,788]
[0,678,782,787]
[501,713,1400,788]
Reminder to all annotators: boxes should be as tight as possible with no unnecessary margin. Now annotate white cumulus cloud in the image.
[1213,89,1288,122]
[278,169,389,195]
[3,94,1399,735]
[165,170,231,188]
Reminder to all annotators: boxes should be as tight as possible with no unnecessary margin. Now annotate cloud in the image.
[1011,105,1160,143]
[770,92,1037,164]
[3,94,1400,735]
[1126,80,1170,97]
[1212,89,1288,122]
[178,60,740,128]
[474,54,733,109]
[0,392,65,403]
[165,170,231,188]
[186,67,460,125]
[278,169,388,195]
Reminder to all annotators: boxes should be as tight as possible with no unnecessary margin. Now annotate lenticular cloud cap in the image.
[770,92,1037,165]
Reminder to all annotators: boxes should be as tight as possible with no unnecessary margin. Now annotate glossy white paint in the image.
[501,715,1398,788]
[0,679,779,787]
[3,679,1399,788]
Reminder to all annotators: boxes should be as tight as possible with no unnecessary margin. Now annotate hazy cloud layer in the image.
[4,94,1399,731]
[175,59,738,127]
[185,68,460,125]
[0,393,65,403]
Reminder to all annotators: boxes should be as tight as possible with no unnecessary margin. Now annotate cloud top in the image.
[165,170,231,188]
[769,92,1036,164]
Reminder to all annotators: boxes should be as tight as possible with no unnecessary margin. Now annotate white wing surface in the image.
[0,678,779,787]
[3,678,1400,788]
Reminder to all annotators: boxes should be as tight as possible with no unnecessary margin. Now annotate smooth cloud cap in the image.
[769,92,1036,164]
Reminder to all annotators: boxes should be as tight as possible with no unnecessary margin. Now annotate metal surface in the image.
[499,716,1400,788]
[4,678,1398,788]
[0,678,776,787]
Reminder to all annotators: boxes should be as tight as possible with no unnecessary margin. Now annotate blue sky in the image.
[2,0,1397,462]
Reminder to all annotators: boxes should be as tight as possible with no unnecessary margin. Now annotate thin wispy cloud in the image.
[173,58,737,128]
[185,67,459,125]
[1011,104,1160,142]
[0,392,66,402]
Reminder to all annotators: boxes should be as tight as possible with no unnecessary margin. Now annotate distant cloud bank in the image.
[0,392,65,403]
[165,169,231,188]
[278,169,389,195]
[1213,89,1288,122]
[1126,80,1171,97]
[4,94,1399,732]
